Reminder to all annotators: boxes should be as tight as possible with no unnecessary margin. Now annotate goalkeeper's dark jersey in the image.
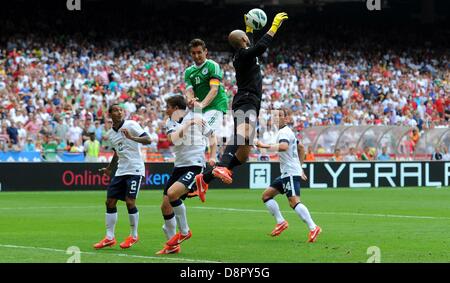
[231,33,273,111]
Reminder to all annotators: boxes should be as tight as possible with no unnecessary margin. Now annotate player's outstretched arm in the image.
[267,12,288,37]
[120,129,152,145]
[255,140,289,152]
[244,14,254,46]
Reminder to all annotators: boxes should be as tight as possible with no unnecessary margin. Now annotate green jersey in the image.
[184,59,228,113]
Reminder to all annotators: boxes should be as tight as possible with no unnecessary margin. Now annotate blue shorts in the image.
[107,175,143,201]
[270,175,301,198]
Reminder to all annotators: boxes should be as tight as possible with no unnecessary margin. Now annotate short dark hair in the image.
[108,103,120,114]
[166,95,187,110]
[188,38,206,51]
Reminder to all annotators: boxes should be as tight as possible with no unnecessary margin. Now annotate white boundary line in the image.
[0,244,221,263]
[0,204,449,220]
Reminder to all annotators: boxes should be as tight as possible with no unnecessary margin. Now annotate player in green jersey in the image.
[184,39,228,136]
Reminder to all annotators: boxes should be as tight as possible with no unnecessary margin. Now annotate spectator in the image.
[377,146,391,161]
[344,147,358,161]
[331,148,343,161]
[442,146,450,161]
[361,146,373,160]
[431,146,443,160]
[6,121,19,145]
[84,133,100,162]
[305,146,315,161]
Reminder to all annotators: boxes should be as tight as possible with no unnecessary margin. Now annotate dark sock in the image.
[203,169,215,183]
[227,155,242,170]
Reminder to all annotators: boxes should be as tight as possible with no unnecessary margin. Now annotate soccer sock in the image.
[128,207,139,239]
[217,141,241,167]
[162,213,177,240]
[264,198,285,224]
[293,202,316,231]
[227,154,242,170]
[106,207,118,240]
[170,200,189,235]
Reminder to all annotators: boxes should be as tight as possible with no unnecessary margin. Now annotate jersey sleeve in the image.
[165,119,177,135]
[184,68,193,90]
[277,130,290,145]
[128,121,146,137]
[239,34,273,60]
[207,60,223,82]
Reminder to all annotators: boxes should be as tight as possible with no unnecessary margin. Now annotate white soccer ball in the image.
[245,8,267,30]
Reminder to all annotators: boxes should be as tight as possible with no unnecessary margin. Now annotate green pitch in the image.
[0,188,449,263]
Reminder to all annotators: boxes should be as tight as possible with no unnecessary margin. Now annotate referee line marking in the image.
[0,204,449,220]
[0,244,221,263]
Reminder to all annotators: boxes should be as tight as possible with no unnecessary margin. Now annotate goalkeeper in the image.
[195,12,289,201]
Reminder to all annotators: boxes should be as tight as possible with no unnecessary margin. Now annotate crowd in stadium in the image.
[1,6,449,161]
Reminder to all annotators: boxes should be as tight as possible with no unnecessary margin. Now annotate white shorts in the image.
[203,110,224,134]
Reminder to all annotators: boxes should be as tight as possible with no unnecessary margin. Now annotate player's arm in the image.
[196,82,219,109]
[167,118,205,144]
[297,141,305,165]
[240,12,288,59]
[256,139,289,152]
[184,69,196,108]
[244,14,254,46]
[99,150,118,176]
[120,123,152,145]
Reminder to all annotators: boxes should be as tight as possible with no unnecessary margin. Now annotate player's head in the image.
[188,38,207,66]
[108,103,124,123]
[228,30,250,50]
[273,108,290,128]
[165,95,187,119]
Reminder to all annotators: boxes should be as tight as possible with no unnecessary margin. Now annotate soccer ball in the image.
[245,8,267,30]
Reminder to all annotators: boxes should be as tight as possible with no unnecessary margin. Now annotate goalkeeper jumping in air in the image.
[195,12,289,201]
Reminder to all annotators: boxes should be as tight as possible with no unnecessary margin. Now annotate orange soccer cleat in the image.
[308,226,322,243]
[270,220,289,237]
[212,166,233,184]
[155,244,181,255]
[195,174,209,202]
[186,190,199,198]
[119,236,139,249]
[93,237,117,249]
[166,230,192,247]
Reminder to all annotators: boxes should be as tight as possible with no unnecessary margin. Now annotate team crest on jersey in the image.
[202,68,208,75]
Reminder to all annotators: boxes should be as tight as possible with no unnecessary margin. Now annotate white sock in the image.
[264,199,285,224]
[172,202,189,235]
[106,213,118,240]
[128,212,139,239]
[294,203,316,230]
[162,215,177,240]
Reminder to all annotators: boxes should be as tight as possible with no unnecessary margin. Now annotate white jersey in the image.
[165,111,213,168]
[109,120,146,177]
[277,126,303,178]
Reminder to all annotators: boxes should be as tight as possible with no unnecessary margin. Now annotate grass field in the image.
[0,188,449,263]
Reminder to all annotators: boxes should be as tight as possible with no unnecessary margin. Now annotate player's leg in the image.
[263,177,289,236]
[286,176,321,242]
[156,172,181,255]
[166,167,200,246]
[199,107,257,186]
[120,176,143,249]
[94,177,122,249]
[166,181,192,246]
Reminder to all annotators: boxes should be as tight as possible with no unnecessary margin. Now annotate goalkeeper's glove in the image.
[244,14,253,33]
[269,12,288,33]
